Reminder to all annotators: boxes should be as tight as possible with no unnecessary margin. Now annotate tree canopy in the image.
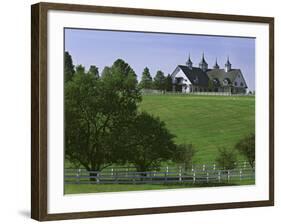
[118,112,177,172]
[64,51,75,82]
[165,74,173,92]
[139,67,153,89]
[65,58,141,175]
[153,70,166,91]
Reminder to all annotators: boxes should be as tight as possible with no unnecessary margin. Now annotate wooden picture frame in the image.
[31,2,274,221]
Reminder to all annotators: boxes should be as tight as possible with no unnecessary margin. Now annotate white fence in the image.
[65,161,255,185]
[141,90,254,97]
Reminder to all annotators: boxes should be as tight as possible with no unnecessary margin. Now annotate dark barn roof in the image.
[206,69,247,88]
[178,65,209,87]
[175,65,247,88]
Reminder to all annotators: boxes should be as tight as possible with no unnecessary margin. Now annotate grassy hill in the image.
[139,94,255,163]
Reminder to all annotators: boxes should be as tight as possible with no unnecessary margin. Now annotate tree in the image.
[64,51,75,82]
[65,59,141,181]
[118,112,177,173]
[87,65,99,79]
[139,67,153,89]
[215,147,237,170]
[165,74,173,92]
[153,70,166,91]
[172,144,196,171]
[235,133,255,168]
[75,64,85,75]
[208,79,214,92]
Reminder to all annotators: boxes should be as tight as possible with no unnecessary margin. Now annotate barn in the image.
[171,54,248,94]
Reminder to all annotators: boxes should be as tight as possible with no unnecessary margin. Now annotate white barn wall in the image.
[171,67,192,92]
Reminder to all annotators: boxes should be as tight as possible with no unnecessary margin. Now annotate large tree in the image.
[235,133,255,168]
[139,67,153,89]
[64,51,75,82]
[153,70,166,91]
[117,112,177,173]
[65,59,141,180]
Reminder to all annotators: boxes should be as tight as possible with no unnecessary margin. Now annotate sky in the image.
[65,28,255,91]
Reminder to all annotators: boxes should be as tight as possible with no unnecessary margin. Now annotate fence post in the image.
[111,168,114,176]
[133,172,136,184]
[76,168,81,184]
[213,164,216,170]
[193,172,196,184]
[179,166,182,182]
[206,172,209,183]
[202,164,205,171]
[96,172,100,184]
[191,165,194,172]
[240,169,243,181]
[218,171,221,183]
[227,170,230,183]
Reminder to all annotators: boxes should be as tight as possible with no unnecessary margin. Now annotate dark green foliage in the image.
[165,74,173,92]
[139,67,153,89]
[208,79,214,91]
[153,70,166,91]
[215,147,237,170]
[172,144,196,170]
[65,59,141,177]
[235,133,255,168]
[88,65,99,79]
[75,64,85,75]
[118,112,177,172]
[64,51,75,82]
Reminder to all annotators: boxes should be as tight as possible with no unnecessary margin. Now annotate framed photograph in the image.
[31,2,274,221]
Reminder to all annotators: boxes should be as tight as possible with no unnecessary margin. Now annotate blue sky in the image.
[65,28,255,91]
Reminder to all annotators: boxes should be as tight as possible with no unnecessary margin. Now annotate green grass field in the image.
[139,94,255,163]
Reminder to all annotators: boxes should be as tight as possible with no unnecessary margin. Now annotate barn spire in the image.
[186,53,193,69]
[213,58,220,69]
[199,52,208,72]
[225,56,232,72]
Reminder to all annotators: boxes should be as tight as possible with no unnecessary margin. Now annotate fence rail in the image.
[141,90,254,97]
[65,162,255,185]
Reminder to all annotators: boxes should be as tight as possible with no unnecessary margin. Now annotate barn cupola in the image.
[199,53,208,72]
[213,58,220,69]
[225,56,232,72]
[186,54,193,69]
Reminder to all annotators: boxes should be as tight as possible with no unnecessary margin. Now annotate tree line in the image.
[138,67,173,92]
[64,52,195,180]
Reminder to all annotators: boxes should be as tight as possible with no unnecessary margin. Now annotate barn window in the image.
[240,82,244,87]
[234,82,237,86]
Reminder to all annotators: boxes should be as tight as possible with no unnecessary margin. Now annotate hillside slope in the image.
[139,94,255,163]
